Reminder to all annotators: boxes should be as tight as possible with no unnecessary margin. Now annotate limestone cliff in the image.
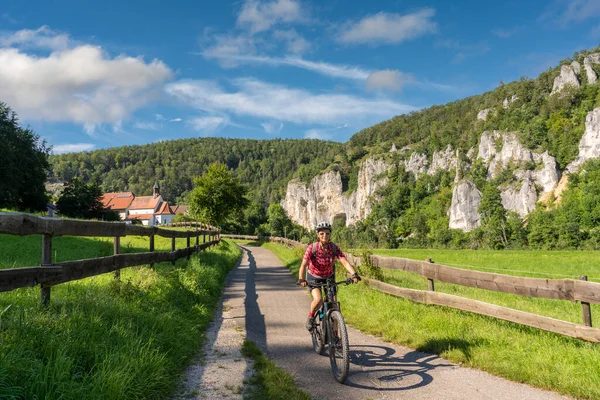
[448,180,481,231]
[282,157,391,229]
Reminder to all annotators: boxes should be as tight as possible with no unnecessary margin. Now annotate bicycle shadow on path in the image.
[243,248,267,351]
[345,344,454,391]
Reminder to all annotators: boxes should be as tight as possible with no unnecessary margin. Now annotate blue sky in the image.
[1,0,600,154]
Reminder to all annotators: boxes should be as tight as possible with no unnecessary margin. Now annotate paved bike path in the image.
[238,245,571,400]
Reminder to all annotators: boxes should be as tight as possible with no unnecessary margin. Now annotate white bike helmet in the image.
[315,221,332,232]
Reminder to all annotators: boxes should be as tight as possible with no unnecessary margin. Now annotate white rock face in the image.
[428,145,457,175]
[584,53,600,84]
[344,157,392,225]
[282,157,392,229]
[478,131,560,193]
[449,181,481,231]
[571,61,581,75]
[503,95,519,109]
[477,108,493,121]
[551,64,580,95]
[405,152,428,176]
[478,131,533,178]
[500,173,538,218]
[566,107,600,173]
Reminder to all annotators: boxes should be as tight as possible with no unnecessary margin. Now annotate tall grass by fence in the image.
[224,234,600,344]
[0,213,220,305]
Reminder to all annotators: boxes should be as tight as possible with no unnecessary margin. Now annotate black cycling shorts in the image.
[306,273,335,292]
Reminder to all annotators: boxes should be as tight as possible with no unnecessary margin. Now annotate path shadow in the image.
[344,344,454,391]
[242,247,267,351]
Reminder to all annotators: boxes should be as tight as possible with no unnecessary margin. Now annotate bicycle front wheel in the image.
[327,310,349,383]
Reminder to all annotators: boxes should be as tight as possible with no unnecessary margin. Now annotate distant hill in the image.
[49,137,342,206]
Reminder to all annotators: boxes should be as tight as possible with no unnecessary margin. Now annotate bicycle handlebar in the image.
[296,278,355,286]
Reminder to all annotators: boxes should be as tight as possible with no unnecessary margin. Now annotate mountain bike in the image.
[305,278,355,383]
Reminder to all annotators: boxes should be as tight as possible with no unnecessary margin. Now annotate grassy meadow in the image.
[0,233,241,399]
[264,243,600,400]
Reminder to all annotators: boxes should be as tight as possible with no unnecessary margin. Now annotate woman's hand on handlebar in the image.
[297,278,307,287]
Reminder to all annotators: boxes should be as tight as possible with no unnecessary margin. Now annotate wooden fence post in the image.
[40,233,52,306]
[580,275,593,327]
[114,236,121,280]
[149,234,155,268]
[186,235,191,259]
[426,258,435,292]
[171,232,176,265]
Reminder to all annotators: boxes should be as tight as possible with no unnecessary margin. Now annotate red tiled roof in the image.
[172,205,188,215]
[100,192,134,210]
[126,213,154,221]
[157,202,173,215]
[129,195,161,210]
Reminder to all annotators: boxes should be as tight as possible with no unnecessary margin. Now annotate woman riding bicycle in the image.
[297,221,360,331]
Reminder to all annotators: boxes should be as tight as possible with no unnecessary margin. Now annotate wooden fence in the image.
[225,234,600,344]
[0,212,220,305]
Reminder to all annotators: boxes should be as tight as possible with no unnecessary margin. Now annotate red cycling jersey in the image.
[303,242,345,278]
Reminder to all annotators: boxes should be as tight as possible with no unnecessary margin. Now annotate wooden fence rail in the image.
[0,212,220,305]
[226,234,600,344]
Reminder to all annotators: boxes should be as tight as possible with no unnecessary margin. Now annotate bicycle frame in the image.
[312,279,351,351]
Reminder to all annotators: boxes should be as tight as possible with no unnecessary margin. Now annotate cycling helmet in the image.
[315,221,332,232]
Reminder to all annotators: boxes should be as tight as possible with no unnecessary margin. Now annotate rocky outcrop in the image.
[448,180,481,231]
[584,54,600,84]
[500,173,538,217]
[405,152,428,176]
[282,171,343,229]
[344,157,392,225]
[566,107,600,173]
[428,145,457,175]
[503,95,519,109]
[478,131,533,178]
[551,64,580,95]
[477,108,493,121]
[282,157,392,229]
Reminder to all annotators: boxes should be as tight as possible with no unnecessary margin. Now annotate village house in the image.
[100,182,179,226]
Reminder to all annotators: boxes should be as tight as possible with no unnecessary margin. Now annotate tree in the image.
[56,177,108,219]
[0,102,51,211]
[187,163,249,226]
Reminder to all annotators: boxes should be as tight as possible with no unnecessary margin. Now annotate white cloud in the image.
[169,117,182,122]
[165,78,415,125]
[261,121,284,134]
[134,121,161,130]
[0,25,70,51]
[365,69,413,92]
[338,9,437,45]
[0,39,173,128]
[272,29,310,54]
[188,116,228,133]
[52,143,95,154]
[155,113,165,120]
[559,0,600,23]
[201,34,260,67]
[304,128,326,139]
[237,0,305,34]
[201,52,369,80]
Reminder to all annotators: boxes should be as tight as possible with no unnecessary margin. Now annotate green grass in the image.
[0,235,241,399]
[266,243,600,400]
[241,339,312,400]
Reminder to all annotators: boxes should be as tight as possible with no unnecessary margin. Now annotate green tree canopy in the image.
[0,102,50,211]
[188,163,250,226]
[56,177,113,220]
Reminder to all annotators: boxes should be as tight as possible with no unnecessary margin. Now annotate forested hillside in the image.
[49,137,342,206]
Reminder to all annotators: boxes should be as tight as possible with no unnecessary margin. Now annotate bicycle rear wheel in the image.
[327,310,349,383]
[311,316,325,355]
